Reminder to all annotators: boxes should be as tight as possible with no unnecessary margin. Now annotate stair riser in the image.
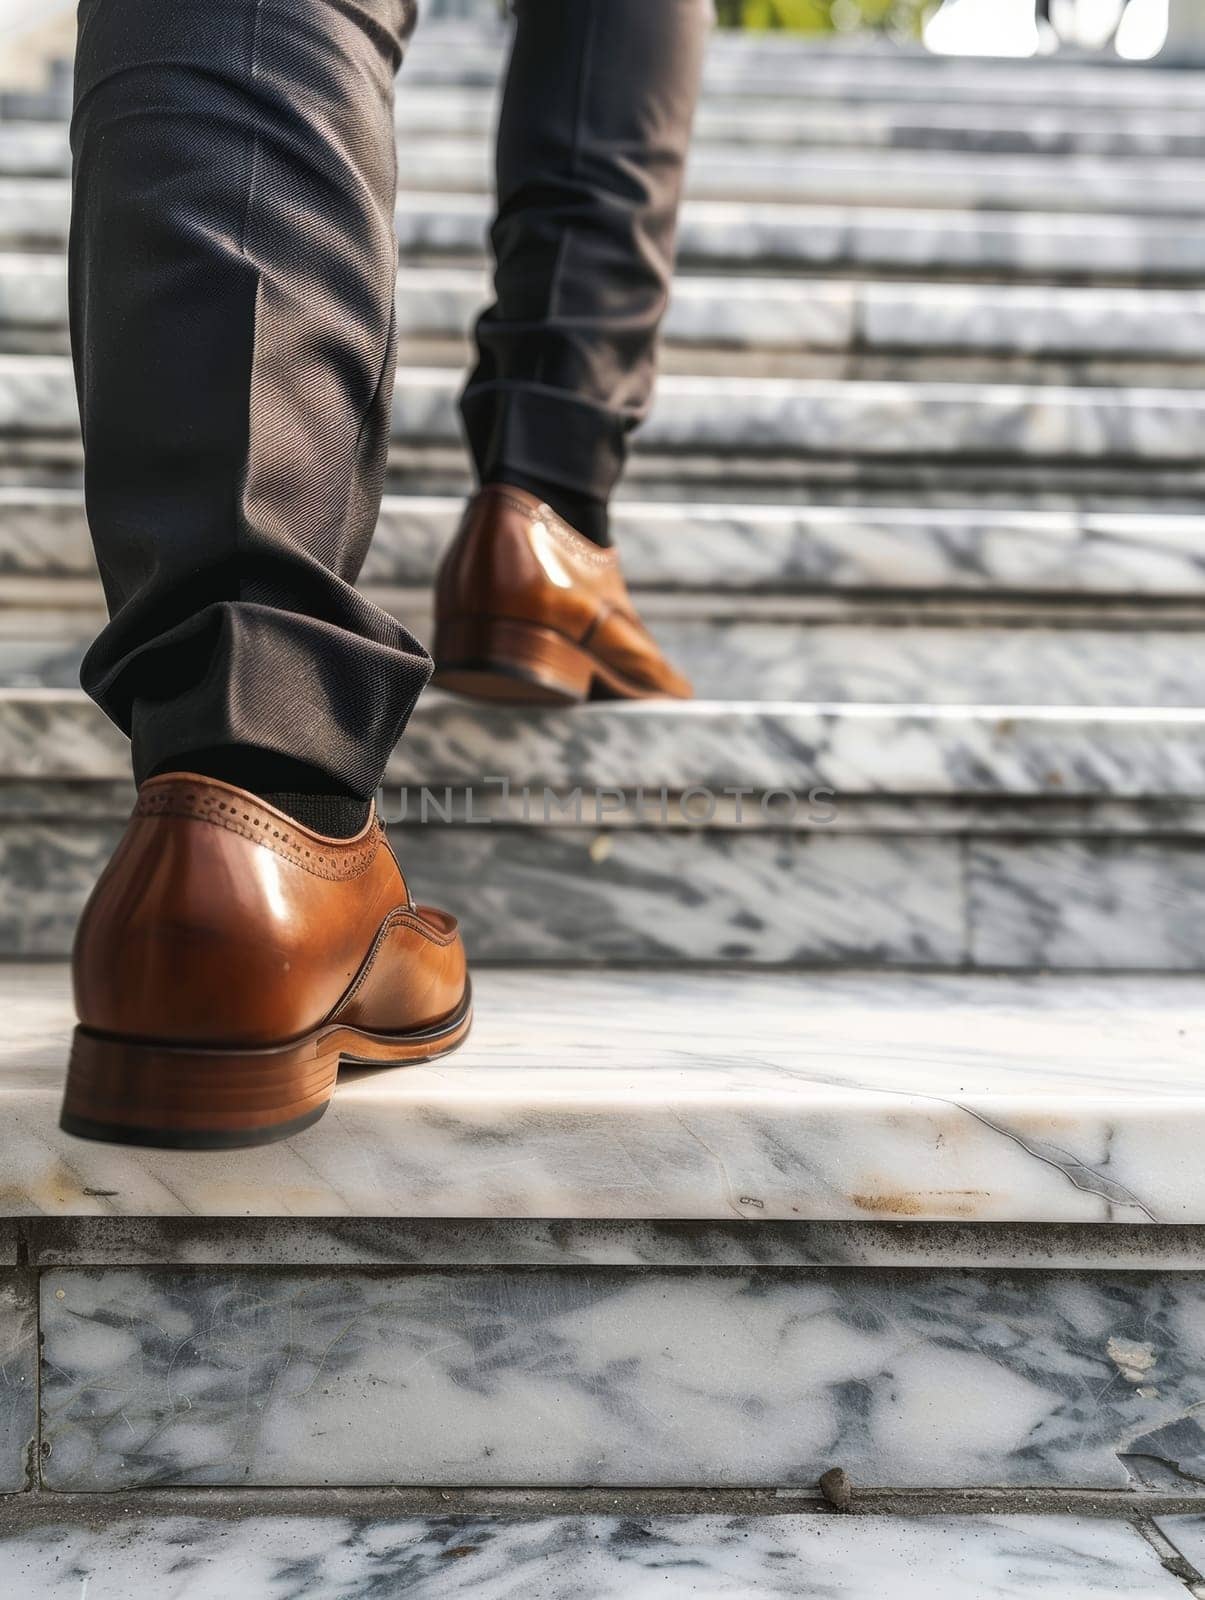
[20,93,1205,157]
[8,620,1205,708]
[6,358,1205,467]
[15,330,1205,389]
[26,1263,1205,1492]
[11,130,1205,214]
[12,264,1205,377]
[197,40,1205,110]
[8,1247,1205,1495]
[31,33,1205,108]
[12,183,1205,282]
[5,817,1204,968]
[10,693,1205,799]
[4,492,1205,598]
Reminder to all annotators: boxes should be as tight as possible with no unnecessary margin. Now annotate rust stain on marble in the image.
[850,1189,990,1217]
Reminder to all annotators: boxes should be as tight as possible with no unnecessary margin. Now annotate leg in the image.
[459,0,710,546]
[433,0,705,705]
[70,0,428,816]
[64,0,473,1149]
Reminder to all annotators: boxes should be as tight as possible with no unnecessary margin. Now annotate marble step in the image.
[28,94,1205,156]
[9,686,1205,799]
[10,603,1205,709]
[26,24,1205,108]
[11,123,1205,216]
[11,180,1205,283]
[344,95,1205,161]
[4,355,1205,466]
[7,968,1205,1492]
[11,257,1205,374]
[5,487,1205,598]
[6,692,1205,967]
[325,29,1205,111]
[397,90,1205,160]
[2,964,1202,1227]
[12,791,1205,967]
[0,1511,1201,1595]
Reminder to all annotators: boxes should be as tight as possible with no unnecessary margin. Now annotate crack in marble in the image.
[951,1104,1158,1223]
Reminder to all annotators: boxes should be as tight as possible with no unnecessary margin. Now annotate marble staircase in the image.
[3,30,1205,969]
[5,962,1205,1592]
[6,22,1205,1596]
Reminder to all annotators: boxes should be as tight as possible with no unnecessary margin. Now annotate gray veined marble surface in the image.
[0,1273,35,1491]
[17,121,1205,213]
[14,353,1205,462]
[388,367,1205,461]
[17,609,1205,709]
[8,488,1205,599]
[967,838,1205,969]
[11,689,1205,802]
[7,805,1205,967]
[14,180,1205,281]
[33,1265,1205,1489]
[1154,1518,1205,1577]
[27,1217,1205,1272]
[26,72,1205,154]
[397,193,1205,280]
[0,1514,1189,1598]
[390,26,1205,110]
[19,81,1205,156]
[5,964,1205,1222]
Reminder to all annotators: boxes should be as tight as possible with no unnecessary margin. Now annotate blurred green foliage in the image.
[713,0,931,35]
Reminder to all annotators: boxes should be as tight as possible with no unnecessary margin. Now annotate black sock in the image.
[490,471,610,547]
[152,747,372,838]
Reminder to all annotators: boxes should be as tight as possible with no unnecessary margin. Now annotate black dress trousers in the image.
[70,0,708,799]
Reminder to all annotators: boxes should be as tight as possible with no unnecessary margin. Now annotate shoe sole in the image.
[59,984,473,1150]
[432,615,679,705]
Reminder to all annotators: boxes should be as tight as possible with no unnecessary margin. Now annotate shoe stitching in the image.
[136,784,381,881]
[329,906,460,1019]
[482,489,617,569]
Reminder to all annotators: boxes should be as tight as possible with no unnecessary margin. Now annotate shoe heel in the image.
[433,615,594,704]
[60,1027,340,1149]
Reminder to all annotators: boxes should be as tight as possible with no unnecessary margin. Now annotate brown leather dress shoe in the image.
[62,773,471,1149]
[432,484,692,705]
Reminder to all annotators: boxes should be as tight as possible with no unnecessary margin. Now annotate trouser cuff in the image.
[86,599,431,802]
[459,380,630,506]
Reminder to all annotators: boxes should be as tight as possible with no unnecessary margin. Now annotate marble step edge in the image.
[38,106,1205,159]
[46,97,1205,157]
[11,184,1205,282]
[16,601,1205,714]
[7,778,1205,839]
[30,22,1205,78]
[5,964,1205,1227]
[18,580,1205,629]
[7,687,1205,800]
[0,1509,1204,1596]
[20,95,1205,157]
[15,578,1205,626]
[15,1214,1205,1271]
[30,30,1205,108]
[197,36,1205,110]
[15,131,1205,217]
[9,357,1205,463]
[16,258,1205,366]
[4,487,1205,599]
